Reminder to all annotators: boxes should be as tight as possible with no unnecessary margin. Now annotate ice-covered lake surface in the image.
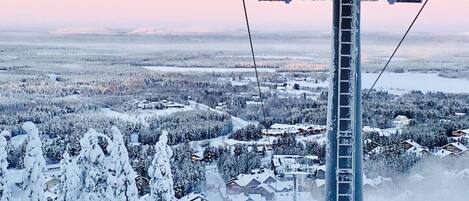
[362,72,469,95]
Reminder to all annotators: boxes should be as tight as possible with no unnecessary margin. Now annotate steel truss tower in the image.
[326,1,362,200]
[257,0,423,201]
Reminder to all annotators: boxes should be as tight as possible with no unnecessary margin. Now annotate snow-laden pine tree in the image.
[0,135,11,201]
[106,127,138,201]
[75,129,111,201]
[21,122,46,201]
[58,151,80,201]
[147,131,175,201]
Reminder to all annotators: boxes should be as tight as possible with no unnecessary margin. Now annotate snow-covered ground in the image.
[99,101,253,132]
[100,106,193,126]
[145,66,276,73]
[190,101,254,131]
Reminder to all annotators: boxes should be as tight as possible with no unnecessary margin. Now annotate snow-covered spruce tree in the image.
[75,129,111,201]
[58,151,80,201]
[107,127,138,201]
[21,122,46,201]
[0,135,11,201]
[147,131,175,201]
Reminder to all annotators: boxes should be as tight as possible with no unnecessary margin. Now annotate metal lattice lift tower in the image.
[256,0,423,201]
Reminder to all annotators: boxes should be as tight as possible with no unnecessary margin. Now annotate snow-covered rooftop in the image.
[435,149,456,158]
[406,146,429,157]
[443,142,468,153]
[179,192,206,201]
[267,181,293,192]
[231,170,276,187]
[403,139,423,149]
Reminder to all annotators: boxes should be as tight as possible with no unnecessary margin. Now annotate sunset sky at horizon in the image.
[0,0,467,33]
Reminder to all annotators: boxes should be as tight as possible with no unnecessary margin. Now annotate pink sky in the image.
[0,0,467,33]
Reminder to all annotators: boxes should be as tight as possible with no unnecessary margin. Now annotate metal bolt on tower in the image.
[256,0,423,201]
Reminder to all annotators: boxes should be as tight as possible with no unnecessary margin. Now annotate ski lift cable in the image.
[242,0,269,128]
[365,0,429,98]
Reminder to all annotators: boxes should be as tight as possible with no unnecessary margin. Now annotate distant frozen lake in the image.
[362,72,469,95]
[144,66,276,73]
[146,66,469,94]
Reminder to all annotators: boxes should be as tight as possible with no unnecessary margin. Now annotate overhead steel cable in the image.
[242,0,269,128]
[365,0,429,98]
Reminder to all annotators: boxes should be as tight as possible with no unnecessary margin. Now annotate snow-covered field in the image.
[100,106,193,127]
[145,66,276,73]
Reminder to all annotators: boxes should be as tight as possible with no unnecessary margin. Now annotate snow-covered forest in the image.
[0,31,468,201]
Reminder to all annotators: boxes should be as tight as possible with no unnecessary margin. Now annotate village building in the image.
[134,99,185,110]
[225,169,297,201]
[179,193,207,201]
[272,155,320,177]
[273,83,298,91]
[362,126,399,137]
[441,142,468,155]
[401,139,430,157]
[215,102,228,111]
[406,146,431,157]
[364,139,382,154]
[401,139,422,150]
[392,115,411,128]
[191,152,204,162]
[246,101,263,106]
[314,165,326,180]
[434,149,460,158]
[262,124,326,137]
[450,129,469,138]
[223,138,274,151]
[44,176,60,192]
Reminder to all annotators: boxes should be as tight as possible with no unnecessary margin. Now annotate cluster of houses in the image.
[272,83,299,91]
[223,155,325,201]
[364,130,469,159]
[271,155,321,177]
[217,123,327,159]
[225,153,394,201]
[262,124,326,137]
[225,169,295,201]
[134,99,186,110]
[362,115,412,137]
[362,115,469,159]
